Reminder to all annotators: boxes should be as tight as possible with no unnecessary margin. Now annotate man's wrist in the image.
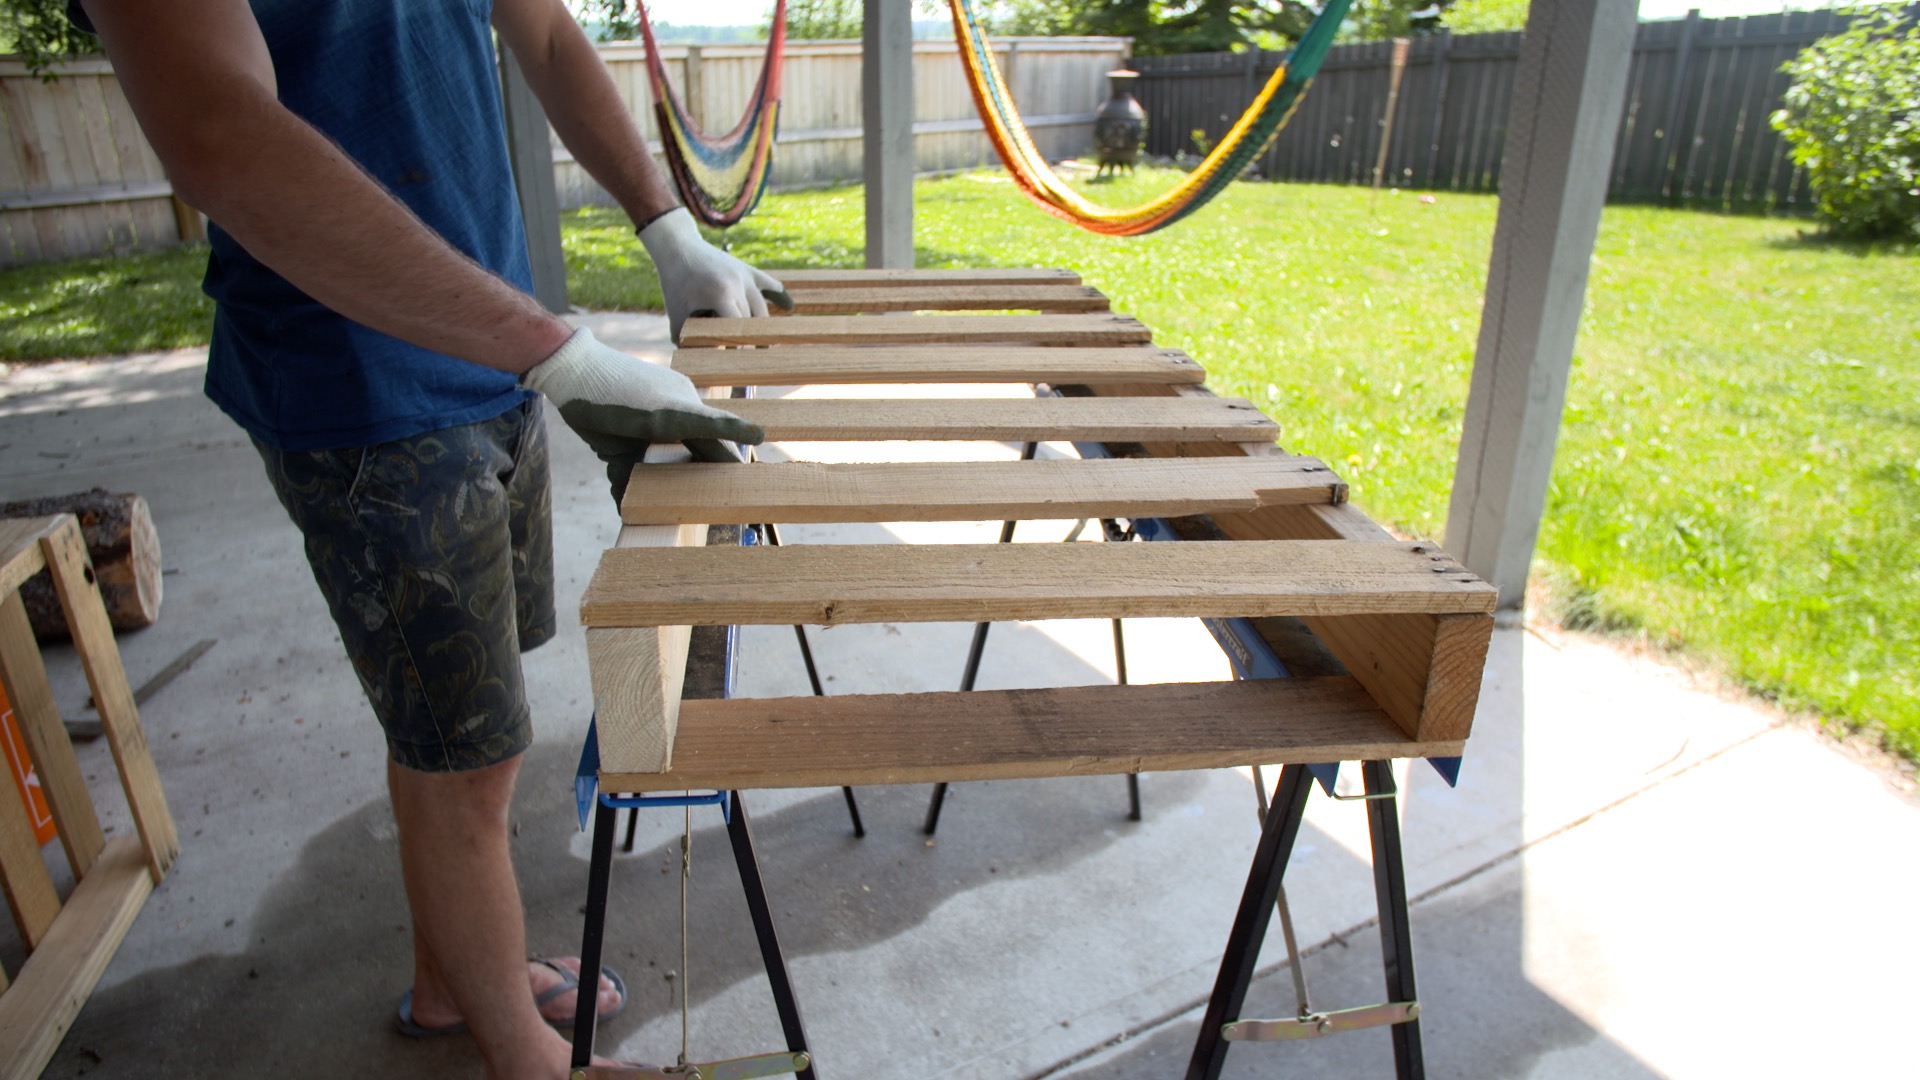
[633,204,682,234]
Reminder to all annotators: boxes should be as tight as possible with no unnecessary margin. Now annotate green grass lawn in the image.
[5,172,1916,758]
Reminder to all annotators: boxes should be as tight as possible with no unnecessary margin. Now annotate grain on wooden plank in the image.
[783,284,1110,315]
[772,267,1081,288]
[672,346,1205,387]
[0,741,61,950]
[0,836,152,1080]
[582,539,1496,629]
[724,396,1277,444]
[0,593,105,881]
[619,457,1345,525]
[679,313,1151,348]
[40,520,177,881]
[599,677,1462,792]
[0,518,60,598]
[588,522,705,775]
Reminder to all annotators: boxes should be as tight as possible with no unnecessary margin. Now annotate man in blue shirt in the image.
[77,1,781,1074]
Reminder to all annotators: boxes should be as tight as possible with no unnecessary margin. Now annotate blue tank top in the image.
[199,0,537,450]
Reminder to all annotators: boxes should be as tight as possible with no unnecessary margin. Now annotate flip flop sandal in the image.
[394,959,628,1038]
[531,956,628,1029]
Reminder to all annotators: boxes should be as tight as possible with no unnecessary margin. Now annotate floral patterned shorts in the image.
[255,398,555,773]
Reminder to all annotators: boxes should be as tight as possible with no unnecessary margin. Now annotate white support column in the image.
[1445,0,1638,610]
[499,46,570,314]
[862,0,915,269]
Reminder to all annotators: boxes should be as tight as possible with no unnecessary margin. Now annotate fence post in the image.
[498,45,569,314]
[1424,30,1452,187]
[1657,8,1701,201]
[685,45,705,131]
[1445,0,1638,610]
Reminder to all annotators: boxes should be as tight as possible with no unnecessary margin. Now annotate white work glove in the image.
[522,326,762,503]
[638,207,793,342]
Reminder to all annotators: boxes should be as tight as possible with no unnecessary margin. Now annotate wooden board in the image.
[599,677,1463,792]
[0,518,59,599]
[679,313,1151,348]
[784,284,1110,315]
[721,396,1277,444]
[771,268,1081,288]
[0,837,152,1080]
[619,457,1346,525]
[582,539,1497,628]
[0,593,105,881]
[672,346,1205,388]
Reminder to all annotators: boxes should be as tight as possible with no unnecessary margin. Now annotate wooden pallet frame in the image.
[0,516,177,1080]
[586,269,1496,788]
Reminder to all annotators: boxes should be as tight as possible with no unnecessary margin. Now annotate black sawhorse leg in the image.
[572,793,818,1080]
[1185,761,1424,1080]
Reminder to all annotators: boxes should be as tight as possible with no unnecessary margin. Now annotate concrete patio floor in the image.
[2,314,1915,1079]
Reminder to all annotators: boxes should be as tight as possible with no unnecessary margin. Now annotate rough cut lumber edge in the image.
[587,444,706,775]
[600,677,1466,793]
[772,267,1080,288]
[678,313,1152,348]
[782,284,1110,315]
[672,346,1206,388]
[0,593,106,882]
[1072,383,1498,744]
[39,518,178,882]
[616,456,1345,525]
[0,836,152,1080]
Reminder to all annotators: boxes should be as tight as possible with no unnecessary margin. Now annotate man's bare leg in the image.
[388,756,581,1077]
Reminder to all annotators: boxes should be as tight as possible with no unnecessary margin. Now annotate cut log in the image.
[0,490,161,639]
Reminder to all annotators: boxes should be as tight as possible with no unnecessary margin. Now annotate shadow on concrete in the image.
[1057,628,1663,1079]
[49,736,1201,1078]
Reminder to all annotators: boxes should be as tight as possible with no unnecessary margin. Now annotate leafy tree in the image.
[1770,5,1920,240]
[1,0,98,78]
[1443,0,1528,34]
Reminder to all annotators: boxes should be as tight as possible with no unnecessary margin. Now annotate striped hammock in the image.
[637,0,787,227]
[948,0,1351,236]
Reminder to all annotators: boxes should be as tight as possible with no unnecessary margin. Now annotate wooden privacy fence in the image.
[1133,8,1879,211]
[0,36,1126,269]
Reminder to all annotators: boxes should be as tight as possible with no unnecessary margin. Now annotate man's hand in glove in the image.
[522,326,763,504]
[639,207,793,342]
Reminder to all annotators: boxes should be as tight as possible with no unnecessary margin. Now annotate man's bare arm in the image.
[81,0,572,373]
[490,0,680,229]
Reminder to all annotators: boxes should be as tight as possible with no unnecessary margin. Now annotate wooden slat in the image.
[582,539,1497,628]
[672,346,1205,387]
[771,267,1081,288]
[588,443,708,775]
[619,457,1345,525]
[723,396,1277,444]
[679,313,1151,348]
[0,593,105,881]
[0,518,60,599]
[40,519,176,882]
[0,739,60,950]
[783,284,1109,315]
[0,836,153,1080]
[599,677,1463,793]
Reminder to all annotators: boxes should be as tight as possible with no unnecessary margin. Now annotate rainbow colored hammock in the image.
[948,0,1351,236]
[637,0,786,227]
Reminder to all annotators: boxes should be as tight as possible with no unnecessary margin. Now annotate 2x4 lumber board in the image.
[582,539,1496,629]
[679,313,1151,348]
[598,677,1465,793]
[722,396,1277,444]
[0,593,105,881]
[618,457,1346,525]
[783,284,1110,315]
[1071,380,1497,742]
[587,444,708,775]
[0,836,153,1080]
[39,519,177,882]
[672,346,1205,388]
[0,734,60,951]
[772,268,1081,288]
[0,518,60,599]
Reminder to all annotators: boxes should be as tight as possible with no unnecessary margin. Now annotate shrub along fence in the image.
[0,36,1125,268]
[1133,8,1895,211]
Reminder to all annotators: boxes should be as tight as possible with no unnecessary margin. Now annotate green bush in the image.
[1771,6,1920,240]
